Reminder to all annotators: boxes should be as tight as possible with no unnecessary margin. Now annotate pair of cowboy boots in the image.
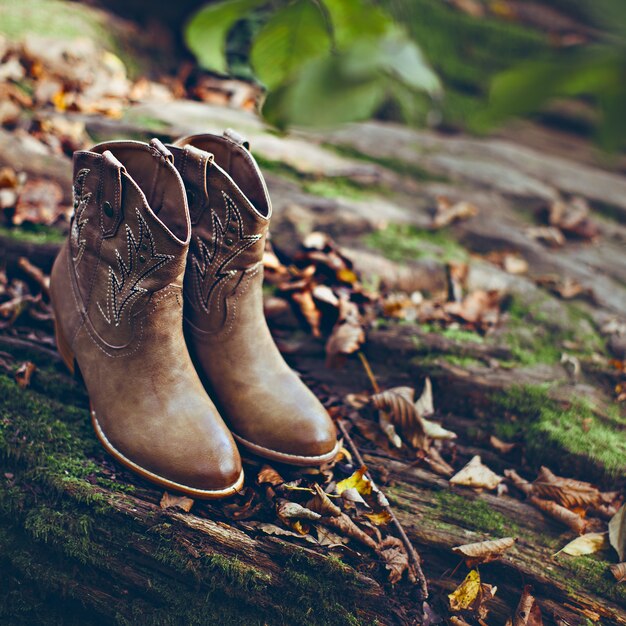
[50,131,339,498]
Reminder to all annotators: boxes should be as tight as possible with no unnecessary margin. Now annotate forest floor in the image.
[1,1,626,625]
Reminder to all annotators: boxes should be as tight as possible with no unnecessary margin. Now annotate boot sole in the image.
[54,321,244,499]
[232,433,342,467]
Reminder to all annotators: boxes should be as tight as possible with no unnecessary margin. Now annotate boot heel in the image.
[54,320,76,375]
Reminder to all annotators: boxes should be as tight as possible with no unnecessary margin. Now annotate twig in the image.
[357,351,380,394]
[336,418,428,600]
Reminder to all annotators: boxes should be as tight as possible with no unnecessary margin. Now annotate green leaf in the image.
[262,52,385,128]
[250,0,331,90]
[185,0,263,74]
[375,27,441,96]
[321,0,391,47]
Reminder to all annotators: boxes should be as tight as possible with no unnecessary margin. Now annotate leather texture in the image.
[171,132,339,465]
[50,139,243,497]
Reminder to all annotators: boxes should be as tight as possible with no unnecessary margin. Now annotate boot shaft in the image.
[66,139,190,346]
[170,132,271,333]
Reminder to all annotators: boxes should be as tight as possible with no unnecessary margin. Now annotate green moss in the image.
[254,154,384,200]
[441,354,484,368]
[363,223,467,264]
[554,554,626,605]
[433,490,517,536]
[421,323,484,344]
[501,295,605,365]
[0,224,65,245]
[490,385,626,480]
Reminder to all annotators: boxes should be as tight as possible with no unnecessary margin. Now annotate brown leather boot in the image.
[170,131,339,466]
[50,138,244,498]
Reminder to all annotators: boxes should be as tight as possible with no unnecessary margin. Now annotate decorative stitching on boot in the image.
[97,208,174,326]
[70,168,91,271]
[189,191,261,316]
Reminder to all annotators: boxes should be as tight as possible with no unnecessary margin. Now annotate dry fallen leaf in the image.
[422,417,457,440]
[13,178,64,226]
[490,435,516,455]
[532,466,600,509]
[335,466,373,496]
[505,469,534,497]
[530,497,588,534]
[250,521,317,543]
[325,319,365,368]
[557,532,608,556]
[257,465,285,486]
[318,512,378,550]
[525,226,565,247]
[450,455,503,491]
[548,197,599,242]
[370,387,427,450]
[433,196,478,228]
[315,524,350,547]
[513,585,543,626]
[341,487,369,508]
[14,361,36,389]
[160,491,194,512]
[306,483,342,517]
[291,289,321,337]
[609,504,626,561]
[376,536,412,584]
[610,562,626,583]
[452,537,516,567]
[276,500,322,522]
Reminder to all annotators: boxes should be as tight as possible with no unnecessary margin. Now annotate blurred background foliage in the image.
[182,0,625,150]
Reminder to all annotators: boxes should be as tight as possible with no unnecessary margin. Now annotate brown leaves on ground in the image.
[249,463,416,585]
[432,195,478,229]
[0,166,66,229]
[503,466,623,541]
[0,264,52,330]
[529,497,588,534]
[370,386,428,450]
[263,237,371,359]
[546,197,599,242]
[610,562,626,583]
[14,361,36,389]
[450,455,503,491]
[532,466,600,509]
[609,504,626,561]
[377,536,416,584]
[510,586,543,626]
[325,295,365,368]
[452,537,517,567]
[160,492,194,512]
[535,275,593,301]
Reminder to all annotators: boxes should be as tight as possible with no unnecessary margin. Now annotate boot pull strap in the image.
[182,145,213,225]
[223,128,250,150]
[100,150,124,238]
[149,138,174,164]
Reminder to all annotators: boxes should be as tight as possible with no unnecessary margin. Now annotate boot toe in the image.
[93,406,243,498]
[233,403,339,466]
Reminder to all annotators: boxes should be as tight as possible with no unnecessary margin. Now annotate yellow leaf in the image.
[449,569,481,611]
[363,510,392,526]
[558,532,608,556]
[336,267,358,284]
[335,466,373,496]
